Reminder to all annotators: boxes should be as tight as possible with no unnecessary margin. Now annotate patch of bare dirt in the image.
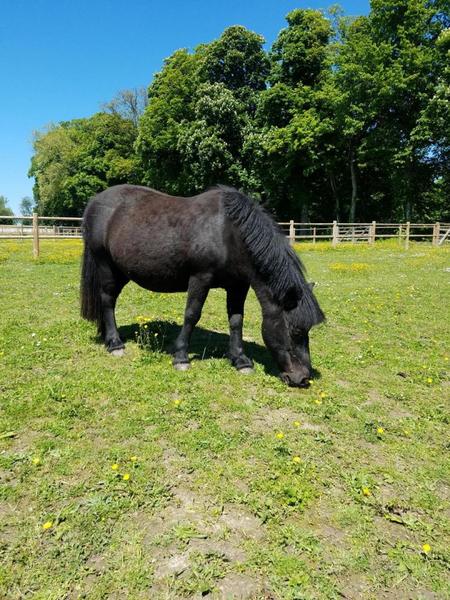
[143,442,269,597]
[250,407,325,435]
[338,574,370,599]
[212,572,264,599]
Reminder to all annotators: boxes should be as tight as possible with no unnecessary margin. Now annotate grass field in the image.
[0,239,449,600]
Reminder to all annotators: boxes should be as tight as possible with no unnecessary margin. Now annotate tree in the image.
[30,113,140,215]
[102,87,148,126]
[137,26,269,195]
[19,196,34,216]
[270,8,332,87]
[136,49,201,194]
[0,195,14,224]
[200,25,269,95]
[252,9,333,220]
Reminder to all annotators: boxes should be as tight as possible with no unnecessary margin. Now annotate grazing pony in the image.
[81,184,324,386]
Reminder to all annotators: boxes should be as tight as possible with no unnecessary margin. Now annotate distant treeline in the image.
[29,1,449,222]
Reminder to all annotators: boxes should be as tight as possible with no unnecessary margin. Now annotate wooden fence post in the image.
[313,227,316,244]
[289,220,295,246]
[369,220,376,244]
[32,213,39,258]
[332,221,339,247]
[398,224,403,245]
[405,221,410,250]
[432,222,440,246]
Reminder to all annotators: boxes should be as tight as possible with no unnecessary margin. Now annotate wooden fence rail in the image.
[1,215,449,257]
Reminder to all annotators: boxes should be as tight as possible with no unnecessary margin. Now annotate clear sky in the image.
[0,0,369,213]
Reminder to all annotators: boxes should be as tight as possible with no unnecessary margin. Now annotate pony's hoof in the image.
[174,362,190,371]
[238,367,254,375]
[110,348,124,357]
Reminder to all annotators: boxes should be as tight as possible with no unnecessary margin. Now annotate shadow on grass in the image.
[100,320,321,381]
[116,319,280,377]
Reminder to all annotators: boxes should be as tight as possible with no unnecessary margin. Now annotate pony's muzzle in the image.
[280,370,310,388]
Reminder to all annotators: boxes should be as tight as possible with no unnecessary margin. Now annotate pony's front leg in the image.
[226,285,254,373]
[173,274,211,370]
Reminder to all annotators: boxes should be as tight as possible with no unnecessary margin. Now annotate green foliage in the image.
[0,195,14,224]
[30,113,140,216]
[270,8,332,87]
[19,196,34,216]
[200,25,269,93]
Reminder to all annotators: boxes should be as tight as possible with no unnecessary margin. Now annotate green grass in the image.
[1,239,449,599]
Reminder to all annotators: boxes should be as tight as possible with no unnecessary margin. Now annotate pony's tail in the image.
[80,242,102,331]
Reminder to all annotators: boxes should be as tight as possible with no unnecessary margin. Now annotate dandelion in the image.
[276,432,285,440]
[422,543,431,554]
[42,521,53,530]
[426,377,433,384]
[315,399,322,405]
[293,421,301,428]
[309,380,314,385]
[130,456,138,462]
[377,427,384,435]
[319,392,327,399]
[362,487,371,496]
[111,463,119,471]
[173,399,181,407]
[403,429,411,436]
[123,473,130,481]
[32,457,41,465]
[292,456,301,464]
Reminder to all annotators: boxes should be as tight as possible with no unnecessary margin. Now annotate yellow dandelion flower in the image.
[32,457,41,465]
[422,543,431,554]
[426,377,433,384]
[173,399,181,406]
[293,421,301,428]
[320,392,327,399]
[123,473,130,481]
[111,463,119,471]
[42,521,53,530]
[309,379,314,385]
[377,427,384,435]
[130,456,138,462]
[292,456,301,464]
[403,429,411,436]
[276,432,285,440]
[315,399,322,405]
[444,356,448,362]
[362,487,371,496]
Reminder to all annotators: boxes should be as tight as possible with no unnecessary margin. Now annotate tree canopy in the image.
[30,1,449,222]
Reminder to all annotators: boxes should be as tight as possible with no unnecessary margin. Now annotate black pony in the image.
[81,184,324,386]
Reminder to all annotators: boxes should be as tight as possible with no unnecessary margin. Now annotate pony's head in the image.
[260,282,324,387]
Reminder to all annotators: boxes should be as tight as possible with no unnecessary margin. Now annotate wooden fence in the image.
[1,214,449,258]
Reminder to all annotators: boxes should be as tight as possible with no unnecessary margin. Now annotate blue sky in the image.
[0,0,369,213]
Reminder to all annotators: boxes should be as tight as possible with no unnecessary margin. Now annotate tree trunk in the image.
[328,171,340,221]
[349,146,358,222]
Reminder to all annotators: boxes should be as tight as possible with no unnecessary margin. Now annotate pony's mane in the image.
[219,186,325,330]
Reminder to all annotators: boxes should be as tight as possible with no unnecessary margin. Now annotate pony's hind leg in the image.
[173,274,211,370]
[226,285,254,373]
[97,256,128,355]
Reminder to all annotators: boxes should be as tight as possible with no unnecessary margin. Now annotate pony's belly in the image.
[132,274,189,294]
[122,262,190,293]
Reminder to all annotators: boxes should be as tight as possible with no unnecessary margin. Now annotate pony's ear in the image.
[282,286,299,310]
